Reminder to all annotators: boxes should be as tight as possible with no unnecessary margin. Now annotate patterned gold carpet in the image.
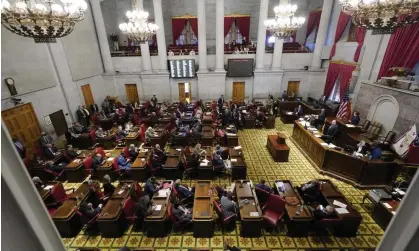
[63,119,383,250]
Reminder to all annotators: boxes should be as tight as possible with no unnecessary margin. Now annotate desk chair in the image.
[374,131,396,150]
[77,211,100,236]
[255,187,272,206]
[360,120,371,133]
[213,199,236,232]
[262,194,285,229]
[123,196,137,226]
[168,204,191,232]
[362,121,382,140]
[46,183,75,209]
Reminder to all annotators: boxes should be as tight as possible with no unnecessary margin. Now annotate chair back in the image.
[123,147,130,158]
[213,200,224,218]
[168,204,180,224]
[96,147,106,158]
[255,187,271,205]
[184,146,191,157]
[385,131,396,143]
[51,183,67,202]
[90,130,96,140]
[264,194,285,213]
[84,156,93,170]
[362,120,370,130]
[112,157,119,170]
[123,196,136,220]
[134,182,144,198]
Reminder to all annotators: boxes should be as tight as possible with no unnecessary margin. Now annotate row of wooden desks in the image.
[65,149,95,182]
[235,180,263,237]
[193,180,214,237]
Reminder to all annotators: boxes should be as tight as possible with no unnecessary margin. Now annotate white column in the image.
[255,0,269,70]
[140,43,152,72]
[90,0,114,73]
[153,0,168,72]
[311,0,334,69]
[197,0,208,72]
[271,38,284,70]
[215,0,225,72]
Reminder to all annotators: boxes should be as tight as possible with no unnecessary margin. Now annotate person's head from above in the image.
[103,174,111,184]
[358,140,366,147]
[324,205,334,214]
[155,144,161,150]
[98,127,103,131]
[41,131,46,136]
[32,176,42,185]
[298,105,302,109]
[216,145,221,150]
[87,202,93,209]
[260,179,266,185]
[67,145,73,150]
[129,144,135,150]
[331,120,337,125]
[147,127,152,131]
[175,179,181,185]
[227,192,234,200]
[152,112,156,116]
[118,125,122,130]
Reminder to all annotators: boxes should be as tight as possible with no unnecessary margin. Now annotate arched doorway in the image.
[367,95,399,135]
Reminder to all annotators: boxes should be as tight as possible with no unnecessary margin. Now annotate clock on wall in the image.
[5,78,18,96]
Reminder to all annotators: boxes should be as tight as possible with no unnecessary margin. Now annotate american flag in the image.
[336,85,351,120]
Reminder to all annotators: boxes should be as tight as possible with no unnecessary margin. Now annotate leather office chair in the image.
[46,182,75,208]
[134,182,145,198]
[362,121,382,140]
[95,147,106,158]
[374,131,396,150]
[262,194,286,228]
[168,204,191,231]
[181,155,198,179]
[122,147,130,158]
[360,120,371,133]
[123,196,137,225]
[213,199,236,232]
[89,130,97,141]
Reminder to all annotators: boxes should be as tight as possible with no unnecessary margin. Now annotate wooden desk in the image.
[96,159,113,181]
[163,156,180,180]
[52,200,81,237]
[131,154,148,181]
[150,131,167,148]
[274,180,312,236]
[97,199,126,237]
[99,118,113,130]
[226,133,239,147]
[265,115,275,129]
[70,183,92,201]
[193,181,214,237]
[235,181,263,237]
[372,200,400,230]
[112,181,134,200]
[198,156,213,180]
[65,158,85,182]
[243,116,255,129]
[228,147,243,157]
[98,133,116,149]
[39,181,59,204]
[168,148,182,157]
[266,135,290,162]
[172,133,189,147]
[125,131,140,146]
[231,156,247,180]
[144,180,173,237]
[280,112,298,124]
[201,131,214,147]
[76,149,94,159]
[202,115,213,125]
[158,117,172,125]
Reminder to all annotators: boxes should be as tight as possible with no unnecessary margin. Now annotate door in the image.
[125,84,140,104]
[81,84,95,108]
[49,110,68,138]
[178,83,186,102]
[287,81,300,97]
[2,103,42,158]
[232,82,245,102]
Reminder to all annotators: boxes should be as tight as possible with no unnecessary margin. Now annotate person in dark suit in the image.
[46,161,65,173]
[79,202,102,219]
[175,179,194,199]
[220,192,238,217]
[255,179,273,193]
[144,177,161,198]
[82,105,91,127]
[77,105,87,128]
[92,153,104,172]
[172,203,192,223]
[153,144,167,163]
[371,143,382,160]
[90,104,99,114]
[40,131,54,148]
[313,108,326,129]
[351,112,361,126]
[296,180,320,203]
[126,104,134,114]
[312,205,335,220]
[294,105,303,116]
[128,144,139,159]
[135,194,153,227]
[44,143,58,159]
[65,145,79,159]
[103,174,115,196]
[281,91,287,101]
[13,137,26,159]
[151,95,158,107]
[117,125,127,138]
[217,95,225,110]
[322,120,339,143]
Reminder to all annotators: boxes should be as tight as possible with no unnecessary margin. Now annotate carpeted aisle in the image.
[64,119,383,250]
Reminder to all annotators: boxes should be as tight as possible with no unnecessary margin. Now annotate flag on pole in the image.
[407,135,419,164]
[392,124,417,157]
[336,85,351,120]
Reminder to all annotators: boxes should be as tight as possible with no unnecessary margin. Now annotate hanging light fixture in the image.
[339,0,419,34]
[264,1,306,38]
[1,0,88,42]
[119,0,158,43]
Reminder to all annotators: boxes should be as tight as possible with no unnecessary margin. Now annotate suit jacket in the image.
[145,180,158,197]
[327,124,339,137]
[14,140,26,159]
[217,97,224,107]
[40,135,53,147]
[255,184,273,193]
[92,157,103,171]
[45,147,56,159]
[220,196,238,217]
[176,184,192,198]
[351,116,360,126]
[66,150,78,159]
[294,107,303,116]
[103,183,115,195]
[313,208,335,220]
[90,104,99,113]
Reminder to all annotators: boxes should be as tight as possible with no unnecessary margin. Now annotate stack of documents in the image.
[234,146,242,150]
[333,200,349,214]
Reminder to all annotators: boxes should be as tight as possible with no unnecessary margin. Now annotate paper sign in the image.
[333,200,347,208]
[231,159,237,162]
[200,162,208,166]
[154,205,162,211]
[250,212,259,217]
[346,124,355,128]
[383,202,392,209]
[117,190,124,195]
[335,208,349,214]
[320,143,328,146]
[234,146,242,150]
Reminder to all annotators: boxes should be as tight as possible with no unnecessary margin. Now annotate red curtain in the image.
[172,19,187,43]
[339,64,356,99]
[224,17,235,37]
[305,10,322,43]
[378,21,419,79]
[324,63,341,97]
[353,27,366,62]
[330,12,351,59]
[189,18,198,37]
[236,16,250,41]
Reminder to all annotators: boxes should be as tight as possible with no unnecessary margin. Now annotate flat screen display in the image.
[227,58,254,77]
[169,59,196,78]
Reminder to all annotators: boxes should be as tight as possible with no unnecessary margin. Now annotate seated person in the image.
[355,140,369,155]
[220,192,238,217]
[103,174,115,196]
[321,120,339,143]
[92,153,105,172]
[65,145,79,159]
[174,179,194,199]
[73,122,87,134]
[144,177,161,197]
[46,160,65,173]
[351,112,361,126]
[32,176,44,190]
[125,121,134,132]
[255,110,266,123]
[117,125,127,138]
[187,152,200,169]
[95,127,107,138]
[117,151,132,171]
[172,203,192,223]
[44,143,58,159]
[214,184,228,198]
[296,180,321,203]
[294,105,303,116]
[79,202,103,219]
[255,179,273,193]
[128,144,139,159]
[145,127,155,142]
[151,153,164,172]
[314,109,326,129]
[212,151,225,169]
[371,143,382,160]
[193,143,205,156]
[153,144,167,163]
[312,205,335,220]
[135,194,153,226]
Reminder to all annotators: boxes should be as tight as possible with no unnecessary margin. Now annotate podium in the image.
[266,133,290,162]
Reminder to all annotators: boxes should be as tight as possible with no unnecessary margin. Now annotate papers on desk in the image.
[44,185,54,190]
[176,148,182,151]
[107,157,114,161]
[383,202,392,209]
[314,135,322,138]
[250,212,260,217]
[286,112,293,115]
[231,158,237,162]
[298,118,304,121]
[346,124,355,128]
[234,146,242,150]
[154,205,162,211]
[333,200,347,208]
[226,133,237,136]
[157,188,170,197]
[335,208,350,214]
[276,182,285,192]
[200,159,209,166]
[73,159,81,163]
[320,143,328,146]
[141,158,145,161]
[327,143,337,149]
[395,188,406,195]
[117,189,124,195]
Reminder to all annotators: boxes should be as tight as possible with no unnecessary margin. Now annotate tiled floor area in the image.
[63,119,383,250]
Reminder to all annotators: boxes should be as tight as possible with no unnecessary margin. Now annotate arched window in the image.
[176,20,198,45]
[225,20,243,44]
[329,75,341,103]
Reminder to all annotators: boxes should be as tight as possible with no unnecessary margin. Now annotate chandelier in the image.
[264,1,306,38]
[339,0,419,34]
[119,0,158,43]
[1,0,88,41]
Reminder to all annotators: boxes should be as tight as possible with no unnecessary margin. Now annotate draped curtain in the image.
[353,27,366,62]
[189,18,198,37]
[224,17,235,37]
[305,10,322,43]
[235,16,250,40]
[172,19,187,43]
[330,12,351,59]
[324,62,356,99]
[377,20,419,79]
[339,64,356,99]
[324,63,341,98]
